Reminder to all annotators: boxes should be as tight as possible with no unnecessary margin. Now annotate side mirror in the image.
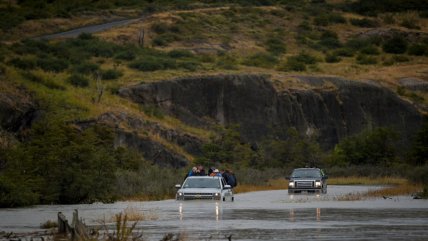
[175,184,181,188]
[224,184,232,189]
[285,176,290,180]
[324,175,328,179]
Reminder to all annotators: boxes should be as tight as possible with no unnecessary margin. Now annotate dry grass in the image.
[336,183,423,201]
[329,176,408,185]
[122,206,158,221]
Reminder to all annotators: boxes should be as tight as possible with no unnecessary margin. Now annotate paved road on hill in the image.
[35,18,139,40]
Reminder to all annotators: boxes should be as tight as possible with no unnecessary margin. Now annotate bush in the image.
[22,71,65,90]
[168,49,194,58]
[314,13,346,26]
[392,55,410,63]
[8,57,36,70]
[101,69,123,80]
[334,48,356,57]
[331,128,399,166]
[346,38,372,51]
[151,22,171,34]
[280,57,306,71]
[129,57,176,71]
[360,45,380,55]
[265,37,286,55]
[356,54,378,65]
[383,36,408,54]
[242,52,278,68]
[177,61,200,71]
[73,62,100,75]
[36,57,69,72]
[216,53,238,70]
[319,37,342,49]
[325,53,341,63]
[152,33,181,46]
[67,74,89,87]
[279,52,318,72]
[350,18,380,27]
[407,43,428,56]
[294,52,318,64]
[114,50,136,61]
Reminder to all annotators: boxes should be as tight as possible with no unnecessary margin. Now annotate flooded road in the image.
[1,185,427,240]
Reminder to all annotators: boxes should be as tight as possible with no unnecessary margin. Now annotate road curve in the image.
[34,18,139,40]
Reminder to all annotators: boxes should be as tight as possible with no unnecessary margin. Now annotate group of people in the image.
[184,165,238,188]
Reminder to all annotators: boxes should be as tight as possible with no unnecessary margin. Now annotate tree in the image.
[331,128,398,167]
[409,120,428,165]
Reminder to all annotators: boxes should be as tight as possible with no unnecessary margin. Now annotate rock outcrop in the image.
[119,74,424,149]
[73,112,198,167]
[0,85,38,134]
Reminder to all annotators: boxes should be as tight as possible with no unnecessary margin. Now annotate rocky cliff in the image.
[119,74,424,149]
[0,84,38,134]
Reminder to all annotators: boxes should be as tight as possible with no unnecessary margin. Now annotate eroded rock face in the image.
[72,112,195,167]
[119,74,423,149]
[0,86,38,133]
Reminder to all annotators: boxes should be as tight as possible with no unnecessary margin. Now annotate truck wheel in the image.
[222,197,225,201]
[231,197,234,202]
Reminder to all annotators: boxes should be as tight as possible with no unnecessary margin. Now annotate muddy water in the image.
[1,185,428,240]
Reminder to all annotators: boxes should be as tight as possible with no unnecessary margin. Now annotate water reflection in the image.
[288,208,321,222]
[177,201,222,221]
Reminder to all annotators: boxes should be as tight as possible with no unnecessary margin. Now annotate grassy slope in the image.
[1,1,428,168]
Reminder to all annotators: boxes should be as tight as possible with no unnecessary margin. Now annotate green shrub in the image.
[73,62,100,75]
[319,37,342,49]
[350,18,380,27]
[241,52,278,68]
[67,74,90,87]
[114,50,136,61]
[280,57,306,71]
[22,71,65,90]
[392,55,410,63]
[129,57,176,71]
[178,61,200,71]
[408,43,428,56]
[334,48,356,57]
[216,53,238,70]
[168,49,194,58]
[325,53,341,63]
[36,57,69,72]
[407,166,428,183]
[265,37,286,55]
[279,52,318,72]
[0,10,25,31]
[360,45,380,55]
[314,12,346,26]
[101,69,123,80]
[346,38,372,51]
[331,127,398,166]
[8,57,36,70]
[152,33,182,46]
[382,36,408,54]
[294,52,318,64]
[151,22,171,34]
[78,32,95,40]
[400,18,420,30]
[356,54,378,65]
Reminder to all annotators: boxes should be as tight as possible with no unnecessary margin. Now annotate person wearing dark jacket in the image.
[223,169,237,187]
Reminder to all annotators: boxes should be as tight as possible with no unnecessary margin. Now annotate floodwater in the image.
[1,185,428,241]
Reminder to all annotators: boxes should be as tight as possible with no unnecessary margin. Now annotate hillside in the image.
[1,0,428,206]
